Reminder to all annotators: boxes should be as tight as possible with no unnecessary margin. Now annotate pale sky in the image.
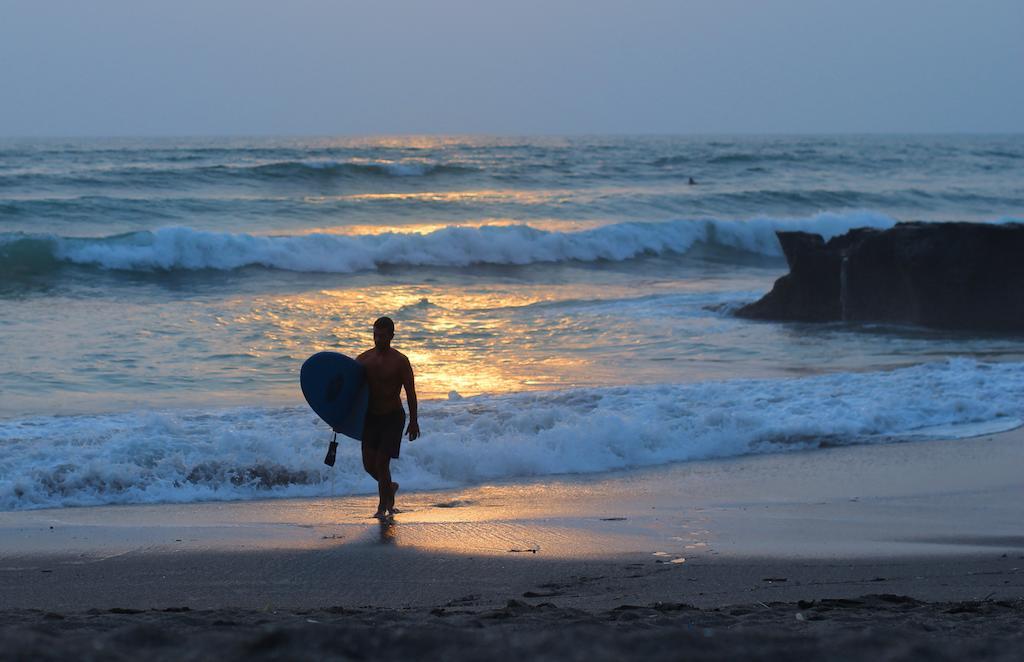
[1,0,1021,136]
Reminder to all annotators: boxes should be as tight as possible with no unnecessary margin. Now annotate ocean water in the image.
[2,135,1023,511]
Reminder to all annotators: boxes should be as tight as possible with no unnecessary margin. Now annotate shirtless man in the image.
[356,316,419,519]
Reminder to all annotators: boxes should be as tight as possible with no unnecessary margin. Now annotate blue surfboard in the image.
[300,352,369,441]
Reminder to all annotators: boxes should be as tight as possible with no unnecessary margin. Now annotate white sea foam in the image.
[49,212,898,273]
[1,359,1021,511]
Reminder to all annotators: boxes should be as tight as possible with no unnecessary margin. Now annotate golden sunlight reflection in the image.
[331,135,477,150]
[292,217,606,237]
[361,520,647,556]
[295,218,521,237]
[305,483,679,557]
[220,277,689,402]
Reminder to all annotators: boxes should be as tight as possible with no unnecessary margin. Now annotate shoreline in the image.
[3,427,1023,609]
[2,426,1023,659]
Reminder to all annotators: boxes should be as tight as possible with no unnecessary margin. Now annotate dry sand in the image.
[1,427,1023,659]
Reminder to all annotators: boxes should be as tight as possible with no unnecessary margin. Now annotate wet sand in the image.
[2,427,1023,659]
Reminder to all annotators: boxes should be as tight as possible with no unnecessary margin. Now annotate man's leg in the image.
[361,441,378,480]
[373,451,395,517]
[385,411,404,514]
[362,440,389,516]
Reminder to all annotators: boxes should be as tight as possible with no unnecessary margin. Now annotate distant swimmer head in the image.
[373,316,395,349]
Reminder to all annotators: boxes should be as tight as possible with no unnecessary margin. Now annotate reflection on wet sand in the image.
[325,483,713,560]
[377,518,398,546]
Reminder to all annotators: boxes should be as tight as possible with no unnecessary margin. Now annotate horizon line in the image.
[3,130,1023,141]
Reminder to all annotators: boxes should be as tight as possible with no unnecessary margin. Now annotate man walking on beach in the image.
[357,316,419,519]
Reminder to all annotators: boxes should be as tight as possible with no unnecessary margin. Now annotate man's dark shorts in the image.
[362,408,406,459]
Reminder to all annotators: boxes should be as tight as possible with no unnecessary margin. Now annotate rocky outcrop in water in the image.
[736,222,1024,332]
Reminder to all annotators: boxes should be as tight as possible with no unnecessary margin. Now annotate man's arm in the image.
[403,357,419,441]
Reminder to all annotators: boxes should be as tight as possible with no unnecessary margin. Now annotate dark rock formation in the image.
[736,222,1024,332]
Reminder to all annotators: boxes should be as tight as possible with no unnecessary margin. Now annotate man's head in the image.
[373,316,395,350]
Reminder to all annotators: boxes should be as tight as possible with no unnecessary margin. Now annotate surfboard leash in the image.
[324,431,338,467]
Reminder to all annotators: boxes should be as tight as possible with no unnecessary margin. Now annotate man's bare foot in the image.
[388,506,402,515]
[372,510,388,520]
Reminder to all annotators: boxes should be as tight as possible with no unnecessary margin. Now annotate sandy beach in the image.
[2,427,1023,659]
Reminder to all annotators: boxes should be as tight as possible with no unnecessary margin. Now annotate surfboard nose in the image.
[301,351,369,441]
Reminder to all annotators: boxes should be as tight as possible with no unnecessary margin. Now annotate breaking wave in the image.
[0,359,1020,510]
[0,211,898,276]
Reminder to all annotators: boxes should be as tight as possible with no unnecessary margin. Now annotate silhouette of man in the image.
[356,316,419,518]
